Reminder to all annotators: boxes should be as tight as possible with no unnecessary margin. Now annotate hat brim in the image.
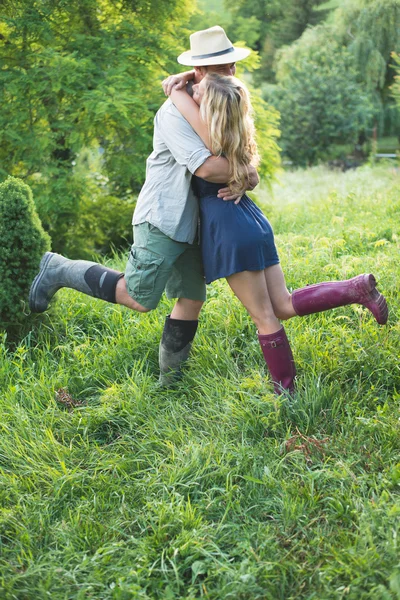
[177,46,250,66]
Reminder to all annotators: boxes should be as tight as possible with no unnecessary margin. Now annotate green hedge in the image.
[0,177,51,329]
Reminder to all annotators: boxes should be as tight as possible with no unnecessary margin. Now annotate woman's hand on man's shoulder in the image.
[162,71,195,96]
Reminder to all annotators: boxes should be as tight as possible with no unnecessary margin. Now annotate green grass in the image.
[1,165,400,599]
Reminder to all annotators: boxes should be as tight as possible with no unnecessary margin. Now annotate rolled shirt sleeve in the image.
[157,104,212,174]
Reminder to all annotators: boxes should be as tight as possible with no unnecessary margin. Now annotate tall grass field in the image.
[1,165,399,599]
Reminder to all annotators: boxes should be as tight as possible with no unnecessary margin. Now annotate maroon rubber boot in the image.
[258,326,296,395]
[291,274,388,325]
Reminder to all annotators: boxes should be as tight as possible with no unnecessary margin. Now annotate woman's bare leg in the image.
[263,264,296,320]
[226,270,281,334]
[226,269,296,393]
[264,265,388,325]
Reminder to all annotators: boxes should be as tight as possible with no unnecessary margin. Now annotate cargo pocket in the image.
[127,247,164,297]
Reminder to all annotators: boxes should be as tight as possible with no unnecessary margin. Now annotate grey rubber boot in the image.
[29,252,124,313]
[159,315,198,387]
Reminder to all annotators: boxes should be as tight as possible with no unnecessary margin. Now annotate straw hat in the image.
[177,26,250,67]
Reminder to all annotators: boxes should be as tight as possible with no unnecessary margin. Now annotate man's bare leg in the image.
[170,298,203,320]
[115,276,150,313]
[29,252,152,314]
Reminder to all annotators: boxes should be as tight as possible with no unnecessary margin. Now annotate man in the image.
[29,26,259,385]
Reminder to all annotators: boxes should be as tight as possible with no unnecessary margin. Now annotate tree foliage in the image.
[0,177,51,329]
[272,34,373,165]
[328,0,400,136]
[331,0,400,92]
[0,0,194,256]
[391,52,400,112]
[223,0,328,82]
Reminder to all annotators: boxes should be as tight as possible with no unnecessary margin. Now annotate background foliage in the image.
[271,0,400,164]
[392,51,400,111]
[226,0,329,84]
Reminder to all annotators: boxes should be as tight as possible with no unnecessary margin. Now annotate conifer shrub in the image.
[0,177,51,329]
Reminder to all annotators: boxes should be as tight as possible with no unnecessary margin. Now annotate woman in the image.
[168,73,388,394]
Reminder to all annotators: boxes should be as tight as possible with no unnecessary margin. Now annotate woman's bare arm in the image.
[162,71,195,95]
[170,87,211,150]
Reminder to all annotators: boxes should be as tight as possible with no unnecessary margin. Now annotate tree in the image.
[391,52,400,138]
[330,0,400,136]
[392,53,400,101]
[272,33,373,165]
[0,0,194,256]
[332,0,400,91]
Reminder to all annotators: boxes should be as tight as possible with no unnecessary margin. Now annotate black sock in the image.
[84,265,124,303]
[161,315,198,352]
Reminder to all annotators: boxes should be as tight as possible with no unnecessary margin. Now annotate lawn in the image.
[1,165,399,599]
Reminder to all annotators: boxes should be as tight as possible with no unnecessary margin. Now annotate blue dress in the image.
[192,176,280,284]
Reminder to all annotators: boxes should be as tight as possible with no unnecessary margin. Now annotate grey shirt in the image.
[132,99,212,244]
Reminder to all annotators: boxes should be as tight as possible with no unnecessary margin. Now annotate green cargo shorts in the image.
[125,222,206,310]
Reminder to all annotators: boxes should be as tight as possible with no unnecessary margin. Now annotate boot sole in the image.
[29,252,55,313]
[362,274,388,325]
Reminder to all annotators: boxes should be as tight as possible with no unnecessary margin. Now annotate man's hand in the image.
[217,165,260,204]
[162,71,195,96]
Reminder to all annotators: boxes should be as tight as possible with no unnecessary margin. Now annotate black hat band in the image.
[191,46,234,60]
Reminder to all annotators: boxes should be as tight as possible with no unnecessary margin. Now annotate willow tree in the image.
[392,53,400,110]
[0,0,194,256]
[331,0,400,134]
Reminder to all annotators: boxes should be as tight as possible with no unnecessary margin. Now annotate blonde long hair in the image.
[200,73,259,195]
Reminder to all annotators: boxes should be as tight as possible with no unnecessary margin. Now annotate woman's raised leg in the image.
[263,264,296,321]
[263,265,388,325]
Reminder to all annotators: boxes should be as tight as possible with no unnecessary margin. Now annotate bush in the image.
[0,177,51,329]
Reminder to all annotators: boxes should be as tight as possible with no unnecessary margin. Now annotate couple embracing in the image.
[29,26,388,395]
